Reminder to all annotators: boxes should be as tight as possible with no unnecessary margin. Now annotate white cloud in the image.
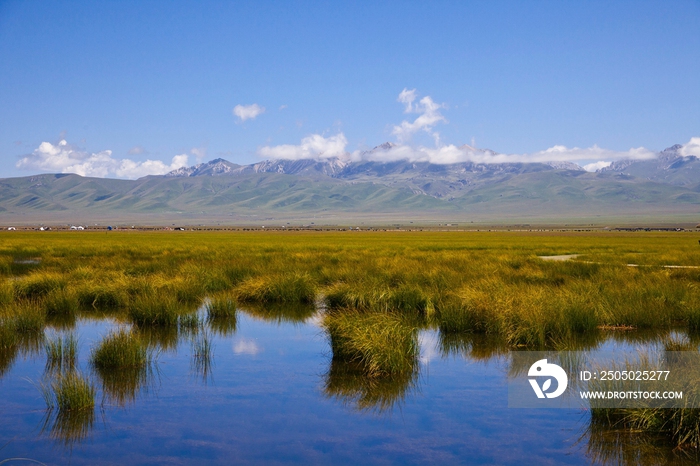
[233,338,262,355]
[115,154,189,178]
[191,147,206,163]
[258,133,348,160]
[16,140,189,179]
[392,88,447,144]
[583,161,612,172]
[363,143,656,165]
[680,137,700,157]
[233,103,265,122]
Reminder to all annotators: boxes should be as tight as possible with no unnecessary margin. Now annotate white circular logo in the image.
[528,359,568,399]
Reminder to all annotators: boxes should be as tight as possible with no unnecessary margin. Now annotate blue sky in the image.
[1,0,698,178]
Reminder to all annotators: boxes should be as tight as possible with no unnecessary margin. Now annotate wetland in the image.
[2,230,700,464]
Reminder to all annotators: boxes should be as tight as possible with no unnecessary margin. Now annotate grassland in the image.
[2,229,700,446]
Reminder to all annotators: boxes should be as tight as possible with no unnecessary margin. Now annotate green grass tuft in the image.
[129,294,180,327]
[42,372,96,412]
[324,311,418,377]
[91,328,148,369]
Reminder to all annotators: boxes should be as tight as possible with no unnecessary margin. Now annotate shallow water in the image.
[0,308,697,465]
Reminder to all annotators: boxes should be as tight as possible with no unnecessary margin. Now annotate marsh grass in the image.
[76,283,128,310]
[235,273,316,304]
[91,328,154,406]
[40,372,96,447]
[44,288,79,317]
[41,372,96,412]
[91,328,149,369]
[0,302,46,366]
[324,311,418,377]
[206,294,237,335]
[45,333,78,374]
[7,230,700,445]
[206,294,237,319]
[14,272,65,300]
[129,294,181,327]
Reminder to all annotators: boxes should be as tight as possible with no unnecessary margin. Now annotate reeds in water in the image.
[91,328,154,406]
[91,328,149,369]
[129,293,180,327]
[235,273,316,304]
[324,311,418,377]
[41,371,96,412]
[40,372,96,447]
[206,293,237,335]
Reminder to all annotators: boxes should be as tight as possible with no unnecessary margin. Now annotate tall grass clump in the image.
[91,328,153,406]
[45,334,78,374]
[91,328,148,369]
[0,317,19,376]
[14,272,65,300]
[129,293,180,327]
[235,273,316,304]
[324,311,418,377]
[76,283,128,310]
[43,289,79,317]
[206,294,237,319]
[206,293,237,335]
[42,372,96,412]
[436,287,502,335]
[0,280,13,306]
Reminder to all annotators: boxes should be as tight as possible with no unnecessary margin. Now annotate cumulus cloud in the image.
[583,161,612,172]
[16,140,189,179]
[233,103,265,122]
[392,88,446,144]
[681,137,700,157]
[191,147,207,163]
[258,133,348,160]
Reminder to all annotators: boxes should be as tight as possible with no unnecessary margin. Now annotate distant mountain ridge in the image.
[2,143,700,224]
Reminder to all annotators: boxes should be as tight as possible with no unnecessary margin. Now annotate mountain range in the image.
[2,143,700,225]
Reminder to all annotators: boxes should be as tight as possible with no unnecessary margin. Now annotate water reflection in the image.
[323,359,419,413]
[2,330,46,379]
[45,312,78,331]
[583,420,700,465]
[190,330,214,383]
[438,332,509,361]
[40,406,96,448]
[241,302,316,324]
[94,364,157,407]
[137,325,180,353]
[207,314,237,336]
[0,345,18,377]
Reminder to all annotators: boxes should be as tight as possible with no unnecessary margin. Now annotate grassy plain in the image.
[2,229,700,446]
